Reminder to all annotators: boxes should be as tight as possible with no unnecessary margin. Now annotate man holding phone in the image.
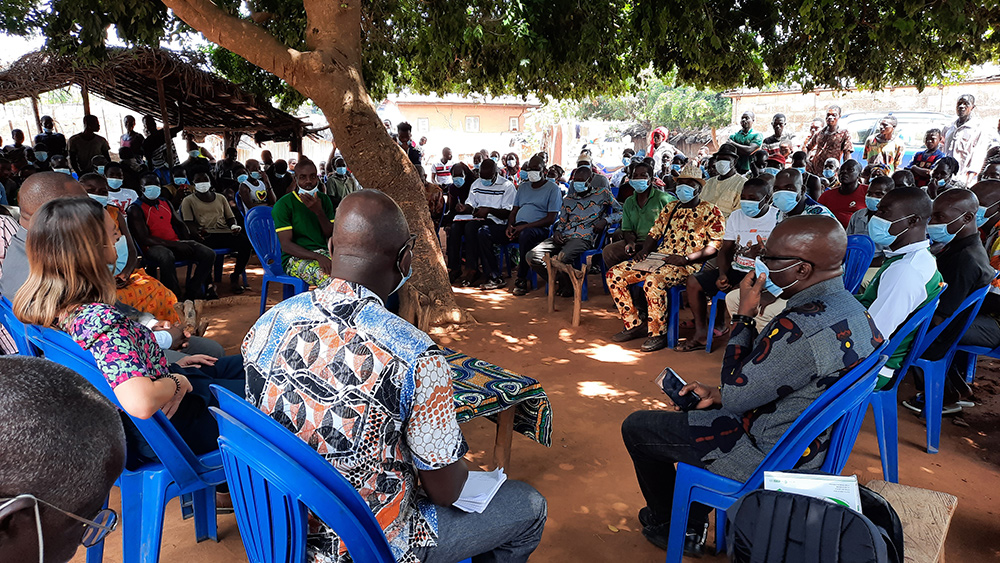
[621,216,884,556]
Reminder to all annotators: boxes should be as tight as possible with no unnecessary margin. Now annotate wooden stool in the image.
[866,479,958,563]
[543,253,589,326]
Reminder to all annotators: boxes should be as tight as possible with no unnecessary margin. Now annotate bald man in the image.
[975,180,1000,292]
[0,172,87,298]
[858,188,942,389]
[244,190,546,563]
[623,215,883,555]
[903,188,995,415]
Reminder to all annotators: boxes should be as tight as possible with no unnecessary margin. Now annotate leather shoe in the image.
[640,334,669,352]
[611,324,648,342]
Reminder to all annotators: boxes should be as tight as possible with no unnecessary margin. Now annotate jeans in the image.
[514,227,551,279]
[621,410,712,528]
[163,336,227,364]
[477,222,510,279]
[412,480,547,563]
[144,240,216,300]
[526,237,591,281]
[202,231,253,277]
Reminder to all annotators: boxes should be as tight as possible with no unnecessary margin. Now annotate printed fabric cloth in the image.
[554,185,623,245]
[445,348,553,447]
[687,277,884,482]
[243,279,467,563]
[806,128,853,174]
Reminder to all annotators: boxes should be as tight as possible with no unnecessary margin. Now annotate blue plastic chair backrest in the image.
[921,275,996,366]
[737,346,889,494]
[245,206,286,278]
[27,326,214,488]
[880,283,946,392]
[209,385,395,563]
[843,235,876,293]
[0,296,33,355]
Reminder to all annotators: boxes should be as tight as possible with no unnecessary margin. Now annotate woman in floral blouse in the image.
[14,197,245,467]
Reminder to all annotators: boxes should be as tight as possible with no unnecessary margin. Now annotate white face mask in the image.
[526,170,543,182]
[715,160,732,175]
[194,182,212,193]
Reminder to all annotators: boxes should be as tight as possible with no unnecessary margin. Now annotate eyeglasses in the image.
[397,233,417,264]
[759,254,815,267]
[0,495,118,548]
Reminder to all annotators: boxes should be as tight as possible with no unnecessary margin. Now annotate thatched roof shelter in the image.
[0,47,309,144]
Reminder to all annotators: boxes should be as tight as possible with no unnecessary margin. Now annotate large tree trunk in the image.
[165,0,470,326]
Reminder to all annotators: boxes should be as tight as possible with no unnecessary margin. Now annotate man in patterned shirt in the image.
[806,105,853,175]
[244,190,546,563]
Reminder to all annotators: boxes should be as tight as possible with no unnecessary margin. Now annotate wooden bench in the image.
[866,479,958,563]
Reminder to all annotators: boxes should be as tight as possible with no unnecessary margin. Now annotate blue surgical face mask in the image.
[772,190,800,213]
[622,157,631,166]
[107,178,123,190]
[823,169,836,179]
[754,256,801,297]
[927,215,965,244]
[865,196,881,212]
[334,167,346,176]
[867,214,913,246]
[740,199,767,217]
[34,151,47,162]
[143,185,161,200]
[936,178,947,187]
[175,177,188,185]
[481,176,495,187]
[88,193,109,206]
[237,174,249,184]
[976,205,997,228]
[795,167,807,175]
[113,235,129,275]
[631,179,650,193]
[391,256,413,296]
[298,186,319,197]
[189,150,201,158]
[453,176,465,188]
[251,171,262,179]
[53,168,72,176]
[96,166,105,175]
[519,170,528,181]
[571,180,589,193]
[276,173,287,178]
[676,184,699,203]
[672,164,682,173]
[763,167,780,176]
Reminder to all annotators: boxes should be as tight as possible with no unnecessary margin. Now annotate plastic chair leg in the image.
[259,281,269,317]
[966,352,978,384]
[665,482,692,563]
[666,287,683,349]
[871,390,899,483]
[180,493,193,520]
[121,472,168,563]
[581,269,590,302]
[923,361,945,454]
[714,508,727,553]
[191,486,219,543]
[705,293,723,353]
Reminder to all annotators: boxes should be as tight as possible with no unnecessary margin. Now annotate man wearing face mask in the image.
[103,163,139,211]
[526,166,621,296]
[507,155,563,296]
[608,163,725,352]
[267,159,294,198]
[127,174,218,301]
[29,142,51,172]
[859,187,943,389]
[771,168,835,222]
[244,190,547,563]
[602,162,675,270]
[901,188,994,415]
[700,144,745,218]
[790,150,823,200]
[975,180,1000,277]
[180,139,212,180]
[610,148,637,188]
[622,215,882,555]
[448,158,516,289]
[181,172,252,294]
[681,177,778,351]
[34,115,66,158]
[818,159,866,227]
[48,155,76,179]
[927,156,965,199]
[847,176,896,279]
[325,156,361,207]
[273,158,337,288]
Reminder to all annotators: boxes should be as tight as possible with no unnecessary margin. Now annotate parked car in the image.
[841,111,951,167]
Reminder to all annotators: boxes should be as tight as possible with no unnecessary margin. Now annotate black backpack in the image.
[727,486,904,563]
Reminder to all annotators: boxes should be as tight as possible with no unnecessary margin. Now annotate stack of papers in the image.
[764,471,862,512]
[453,469,507,513]
[631,252,668,272]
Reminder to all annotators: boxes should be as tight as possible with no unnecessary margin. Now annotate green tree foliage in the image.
[576,72,731,131]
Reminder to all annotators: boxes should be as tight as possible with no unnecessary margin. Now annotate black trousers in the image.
[202,231,253,277]
[915,313,1000,402]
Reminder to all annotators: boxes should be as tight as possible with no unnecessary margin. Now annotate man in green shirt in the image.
[601,161,675,269]
[273,159,337,287]
[728,110,764,174]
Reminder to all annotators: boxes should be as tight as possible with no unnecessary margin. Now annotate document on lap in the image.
[453,468,507,513]
[630,252,669,273]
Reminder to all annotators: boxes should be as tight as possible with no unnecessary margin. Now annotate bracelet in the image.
[731,314,755,326]
[163,373,181,396]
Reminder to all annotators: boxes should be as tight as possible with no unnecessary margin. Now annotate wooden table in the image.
[866,479,958,563]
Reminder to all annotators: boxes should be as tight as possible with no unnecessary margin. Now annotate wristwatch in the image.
[732,314,755,327]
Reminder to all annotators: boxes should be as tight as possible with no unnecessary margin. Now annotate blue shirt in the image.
[513,179,562,224]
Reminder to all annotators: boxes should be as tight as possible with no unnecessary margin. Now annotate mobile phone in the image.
[654,367,701,411]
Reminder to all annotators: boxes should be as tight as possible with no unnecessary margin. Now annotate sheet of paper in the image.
[630,252,668,273]
[764,471,862,512]
[453,469,507,513]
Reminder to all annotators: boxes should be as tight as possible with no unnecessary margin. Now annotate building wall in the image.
[727,82,1000,141]
[395,103,530,135]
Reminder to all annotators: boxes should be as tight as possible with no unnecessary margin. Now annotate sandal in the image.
[674,339,707,352]
[679,320,695,330]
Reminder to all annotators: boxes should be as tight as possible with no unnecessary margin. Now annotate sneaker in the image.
[512,278,529,296]
[480,277,506,291]
[204,285,220,301]
[902,394,963,415]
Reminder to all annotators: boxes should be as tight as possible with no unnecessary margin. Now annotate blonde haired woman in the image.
[14,197,244,467]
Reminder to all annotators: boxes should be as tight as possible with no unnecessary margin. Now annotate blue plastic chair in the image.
[209,386,471,563]
[575,221,617,302]
[703,292,728,353]
[867,286,944,482]
[210,247,249,286]
[956,342,999,384]
[844,234,876,293]
[26,327,225,563]
[0,295,32,354]
[912,279,994,454]
[664,348,889,562]
[245,206,309,316]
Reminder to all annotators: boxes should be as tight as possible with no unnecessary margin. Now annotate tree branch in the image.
[302,0,362,68]
[162,0,301,78]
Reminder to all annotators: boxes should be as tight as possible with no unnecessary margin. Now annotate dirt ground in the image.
[72,267,1000,562]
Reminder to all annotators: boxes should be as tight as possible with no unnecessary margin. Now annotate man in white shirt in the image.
[681,177,778,351]
[104,162,139,212]
[944,94,996,185]
[447,158,516,289]
[432,147,453,186]
[700,143,746,218]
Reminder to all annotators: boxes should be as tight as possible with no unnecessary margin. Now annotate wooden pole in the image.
[30,97,41,132]
[80,80,91,116]
[155,77,175,167]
